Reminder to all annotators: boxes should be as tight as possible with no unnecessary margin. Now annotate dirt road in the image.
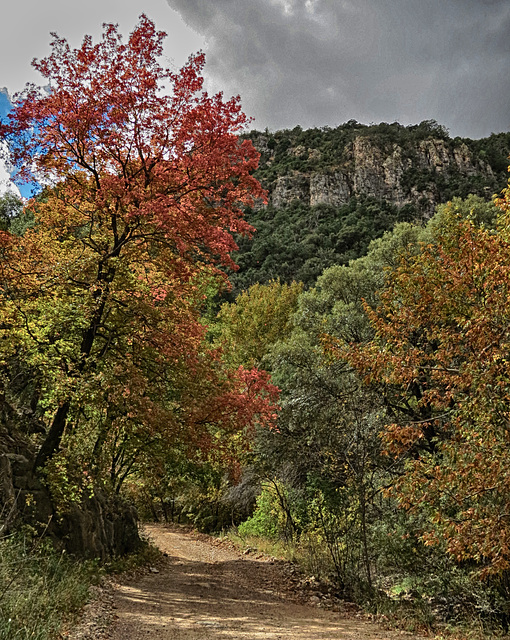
[88,524,420,640]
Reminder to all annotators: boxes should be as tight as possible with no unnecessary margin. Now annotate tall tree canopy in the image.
[337,185,510,577]
[0,16,276,490]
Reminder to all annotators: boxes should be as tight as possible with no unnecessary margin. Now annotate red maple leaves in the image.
[0,16,277,482]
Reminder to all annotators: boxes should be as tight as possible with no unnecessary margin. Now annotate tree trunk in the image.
[33,401,70,472]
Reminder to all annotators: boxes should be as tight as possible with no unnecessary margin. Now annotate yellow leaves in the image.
[214,279,304,368]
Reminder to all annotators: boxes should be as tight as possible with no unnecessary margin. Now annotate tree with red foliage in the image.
[0,16,277,491]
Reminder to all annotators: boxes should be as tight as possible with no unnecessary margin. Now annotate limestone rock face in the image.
[310,172,351,207]
[256,134,494,216]
[272,173,310,208]
[351,137,396,203]
[58,490,141,559]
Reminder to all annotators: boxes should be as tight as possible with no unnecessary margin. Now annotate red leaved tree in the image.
[0,16,277,490]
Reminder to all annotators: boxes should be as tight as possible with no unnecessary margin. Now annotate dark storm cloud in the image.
[167,0,510,138]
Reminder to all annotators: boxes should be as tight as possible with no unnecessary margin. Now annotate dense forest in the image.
[1,16,510,639]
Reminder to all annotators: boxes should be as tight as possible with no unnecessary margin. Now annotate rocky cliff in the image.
[247,123,506,217]
[227,123,509,294]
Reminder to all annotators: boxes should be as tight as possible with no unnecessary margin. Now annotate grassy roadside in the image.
[0,530,160,640]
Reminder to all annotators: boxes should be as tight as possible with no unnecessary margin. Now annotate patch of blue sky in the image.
[0,90,40,198]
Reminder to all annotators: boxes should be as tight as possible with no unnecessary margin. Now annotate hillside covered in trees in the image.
[227,123,510,295]
[2,15,510,640]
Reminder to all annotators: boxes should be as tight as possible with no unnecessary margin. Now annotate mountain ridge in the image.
[226,121,510,295]
[245,120,509,216]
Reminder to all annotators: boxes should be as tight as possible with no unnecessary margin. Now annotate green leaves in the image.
[0,17,279,505]
[212,280,303,369]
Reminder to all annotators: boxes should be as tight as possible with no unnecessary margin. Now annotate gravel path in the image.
[69,524,421,640]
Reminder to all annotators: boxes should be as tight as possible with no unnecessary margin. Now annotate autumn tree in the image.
[340,193,510,577]
[0,16,277,492]
[212,279,303,369]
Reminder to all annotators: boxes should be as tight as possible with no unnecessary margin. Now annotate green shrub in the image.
[238,484,283,539]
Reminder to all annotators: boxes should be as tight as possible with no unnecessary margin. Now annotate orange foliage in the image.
[334,191,510,575]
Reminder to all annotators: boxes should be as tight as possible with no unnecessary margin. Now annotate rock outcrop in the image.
[0,450,140,558]
[253,133,496,217]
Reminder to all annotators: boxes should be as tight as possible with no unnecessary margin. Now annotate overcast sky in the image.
[1,0,509,139]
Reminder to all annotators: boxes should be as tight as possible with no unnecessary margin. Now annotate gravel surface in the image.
[67,524,423,640]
